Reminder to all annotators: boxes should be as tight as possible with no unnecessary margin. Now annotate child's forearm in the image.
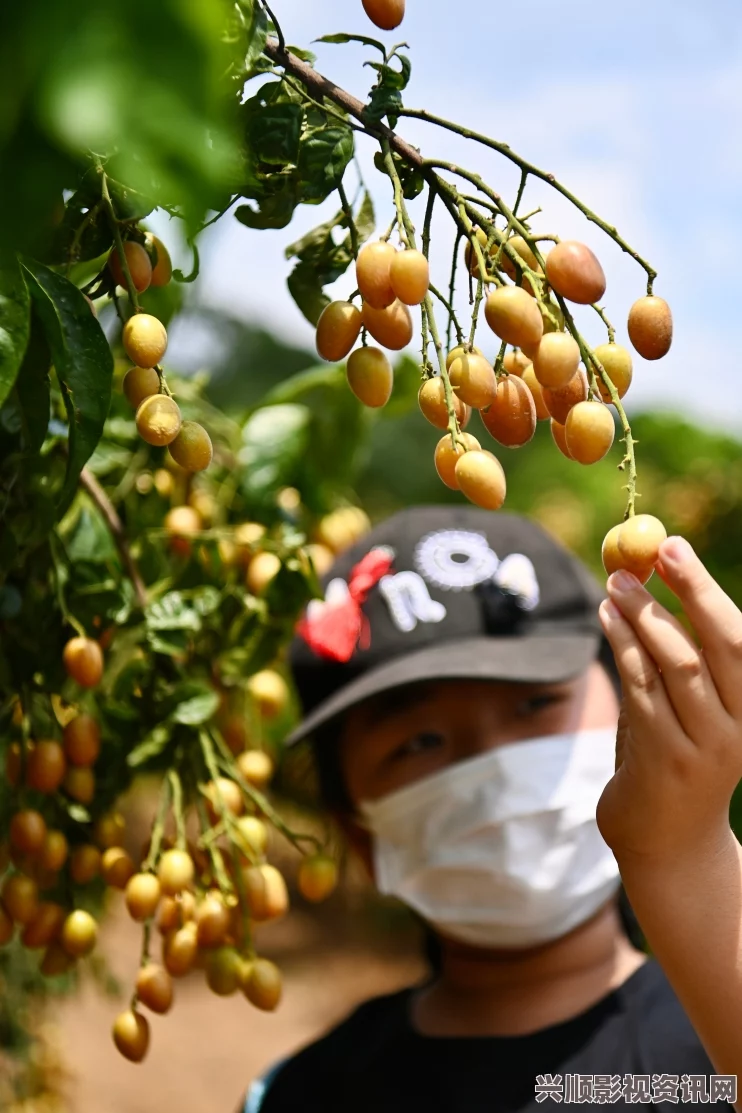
[618,828,742,1081]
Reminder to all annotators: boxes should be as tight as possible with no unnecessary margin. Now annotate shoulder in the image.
[247,987,414,1112]
[618,959,715,1068]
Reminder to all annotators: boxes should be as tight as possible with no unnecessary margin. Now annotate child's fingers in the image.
[657,536,742,717]
[606,570,728,744]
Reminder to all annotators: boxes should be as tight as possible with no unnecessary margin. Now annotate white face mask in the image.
[358,727,620,950]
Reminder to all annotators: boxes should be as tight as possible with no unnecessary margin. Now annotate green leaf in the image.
[127,724,171,768]
[146,591,202,632]
[235,188,299,231]
[0,257,31,410]
[354,190,376,241]
[244,99,303,166]
[15,314,51,452]
[298,126,354,204]
[172,689,220,726]
[314,32,385,53]
[239,404,312,501]
[287,266,332,326]
[242,2,270,76]
[20,258,113,515]
[382,353,422,418]
[286,45,317,64]
[191,586,222,617]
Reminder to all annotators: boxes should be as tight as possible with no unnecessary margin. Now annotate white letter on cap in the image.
[378,571,447,633]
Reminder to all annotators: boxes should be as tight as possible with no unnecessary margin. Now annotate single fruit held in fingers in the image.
[484,287,544,350]
[418,377,469,430]
[123,366,160,409]
[109,241,152,293]
[168,421,213,472]
[481,376,536,447]
[125,874,161,922]
[454,450,507,510]
[617,514,668,571]
[565,402,615,464]
[362,0,405,30]
[26,740,66,794]
[361,299,414,350]
[627,296,673,360]
[545,241,606,304]
[602,524,653,584]
[390,249,429,305]
[136,394,182,447]
[63,637,103,688]
[315,301,362,362]
[356,241,397,309]
[61,909,97,957]
[550,419,574,460]
[158,849,195,896]
[543,369,588,425]
[63,714,101,766]
[532,332,581,389]
[242,957,282,1011]
[434,432,481,490]
[347,346,393,408]
[113,1010,150,1063]
[136,963,173,1014]
[448,351,497,409]
[594,343,633,403]
[521,366,550,420]
[122,314,167,368]
[298,855,338,903]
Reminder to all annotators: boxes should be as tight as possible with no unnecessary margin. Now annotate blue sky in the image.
[162,0,742,431]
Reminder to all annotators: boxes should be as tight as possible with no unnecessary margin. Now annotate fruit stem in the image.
[142,775,172,874]
[168,770,187,851]
[446,230,463,351]
[592,304,616,344]
[337,180,359,260]
[98,164,141,314]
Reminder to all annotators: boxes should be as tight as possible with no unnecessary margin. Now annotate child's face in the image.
[339,663,619,809]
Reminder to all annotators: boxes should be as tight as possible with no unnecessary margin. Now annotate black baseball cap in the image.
[287,506,607,746]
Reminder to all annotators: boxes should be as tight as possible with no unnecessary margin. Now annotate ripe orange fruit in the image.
[448,351,497,409]
[63,636,103,688]
[109,242,152,293]
[594,343,633,403]
[136,963,173,1014]
[26,740,66,794]
[361,299,414,350]
[10,810,47,855]
[484,287,544,350]
[158,849,195,896]
[521,366,550,421]
[246,551,281,595]
[123,365,160,409]
[63,714,101,767]
[543,369,588,425]
[627,296,673,360]
[298,855,338,903]
[446,344,483,370]
[361,0,405,30]
[464,228,490,278]
[101,848,136,890]
[454,450,507,510]
[390,249,429,305]
[195,891,231,949]
[168,421,213,472]
[204,778,244,824]
[565,402,615,464]
[163,921,198,977]
[136,394,182,447]
[242,957,282,1011]
[61,909,97,957]
[149,236,173,287]
[113,1009,150,1063]
[346,347,394,408]
[434,432,481,490]
[545,241,606,305]
[481,376,536,448]
[356,241,397,309]
[418,377,470,430]
[602,524,653,584]
[502,349,531,377]
[2,874,39,925]
[316,301,363,362]
[618,514,668,571]
[39,830,69,873]
[69,844,101,885]
[500,236,541,287]
[532,332,581,389]
[550,419,574,460]
[122,313,167,368]
[93,812,125,849]
[21,902,66,949]
[125,873,161,922]
[243,864,289,922]
[246,671,289,720]
[156,892,195,935]
[63,766,95,804]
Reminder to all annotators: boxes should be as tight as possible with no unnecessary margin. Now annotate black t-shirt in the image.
[253,961,732,1111]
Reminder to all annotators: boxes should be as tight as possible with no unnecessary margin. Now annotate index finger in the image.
[656,536,742,717]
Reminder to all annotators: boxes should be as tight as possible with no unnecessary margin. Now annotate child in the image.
[237,507,736,1112]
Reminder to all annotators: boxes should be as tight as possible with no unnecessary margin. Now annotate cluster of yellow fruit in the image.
[111,237,213,474]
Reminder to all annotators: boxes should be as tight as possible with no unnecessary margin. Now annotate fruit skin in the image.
[10,810,47,855]
[627,296,673,360]
[454,450,508,510]
[390,249,429,305]
[356,241,397,309]
[123,366,160,409]
[205,947,245,996]
[565,402,616,464]
[243,864,289,922]
[484,287,544,350]
[21,902,66,949]
[242,957,282,1011]
[26,740,66,794]
[315,301,362,362]
[64,714,101,767]
[2,874,39,925]
[148,235,173,287]
[125,873,161,922]
[246,551,281,595]
[361,299,414,350]
[500,235,540,281]
[315,507,371,554]
[237,749,274,789]
[61,909,98,957]
[163,921,199,977]
[63,766,95,804]
[158,848,195,896]
[532,332,581,389]
[502,350,531,377]
[550,419,574,460]
[113,1010,150,1063]
[434,432,481,490]
[298,855,338,903]
[521,366,550,421]
[101,848,136,890]
[418,377,470,430]
[63,636,104,688]
[195,892,231,949]
[446,344,483,371]
[136,963,173,1014]
[69,844,101,885]
[39,830,69,873]
[136,394,182,447]
[464,228,489,278]
[481,376,536,448]
[109,241,152,293]
[543,369,588,426]
[346,346,393,408]
[235,816,268,858]
[164,506,201,558]
[594,343,633,403]
[122,313,167,368]
[205,778,244,824]
[362,0,405,30]
[617,514,668,570]
[448,352,497,410]
[545,241,606,305]
[247,670,289,720]
[602,524,654,585]
[168,421,213,472]
[302,543,334,578]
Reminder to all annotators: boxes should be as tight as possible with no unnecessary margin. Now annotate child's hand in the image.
[597,536,742,867]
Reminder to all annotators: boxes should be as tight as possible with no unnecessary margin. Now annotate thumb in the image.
[614,698,630,773]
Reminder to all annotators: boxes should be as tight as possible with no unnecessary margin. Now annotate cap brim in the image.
[285,632,600,747]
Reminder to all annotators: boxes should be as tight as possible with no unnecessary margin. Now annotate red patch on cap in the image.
[297,547,394,662]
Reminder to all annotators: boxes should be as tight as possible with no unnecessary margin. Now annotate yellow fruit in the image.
[356,241,397,309]
[236,748,274,789]
[480,376,536,448]
[69,844,101,885]
[446,344,483,371]
[122,314,168,368]
[168,421,213,472]
[521,366,550,421]
[551,419,574,460]
[454,450,507,510]
[149,236,173,287]
[448,352,497,409]
[617,514,668,570]
[484,287,544,350]
[39,830,68,873]
[298,855,338,903]
[205,947,245,996]
[101,847,136,890]
[234,816,268,858]
[246,551,281,595]
[243,864,289,922]
[418,377,470,430]
[434,432,481,490]
[500,235,540,281]
[594,343,633,403]
[464,228,489,278]
[532,332,581,389]
[136,963,173,1014]
[627,296,673,361]
[113,1010,150,1063]
[125,874,162,922]
[315,507,371,553]
[195,892,231,949]
[109,241,152,293]
[136,394,182,447]
[158,849,195,897]
[63,636,103,688]
[247,670,289,719]
[204,778,244,824]
[602,524,653,585]
[242,957,283,1011]
[63,714,101,767]
[123,366,160,409]
[346,347,394,408]
[390,249,430,305]
[163,921,198,977]
[502,350,531,377]
[21,902,66,949]
[316,301,363,363]
[545,241,606,305]
[303,543,334,577]
[565,402,616,464]
[60,909,97,957]
[362,300,414,350]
